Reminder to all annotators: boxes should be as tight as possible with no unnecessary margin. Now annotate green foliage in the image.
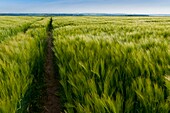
[0,16,170,113]
[0,17,47,113]
[53,17,170,113]
[0,16,44,42]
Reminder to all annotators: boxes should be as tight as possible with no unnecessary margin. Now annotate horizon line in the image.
[0,13,170,17]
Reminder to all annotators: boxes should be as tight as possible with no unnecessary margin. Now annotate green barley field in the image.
[0,16,170,113]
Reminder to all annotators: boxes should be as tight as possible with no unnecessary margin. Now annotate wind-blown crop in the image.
[53,17,170,113]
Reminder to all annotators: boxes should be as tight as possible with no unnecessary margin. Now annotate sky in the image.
[0,0,170,14]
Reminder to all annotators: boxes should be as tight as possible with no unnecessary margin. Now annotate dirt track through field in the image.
[42,19,61,113]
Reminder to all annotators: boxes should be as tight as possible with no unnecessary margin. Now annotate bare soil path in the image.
[42,33,61,113]
[42,20,61,113]
[28,18,61,113]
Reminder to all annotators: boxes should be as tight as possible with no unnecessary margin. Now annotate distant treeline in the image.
[0,13,150,16]
[0,13,170,16]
